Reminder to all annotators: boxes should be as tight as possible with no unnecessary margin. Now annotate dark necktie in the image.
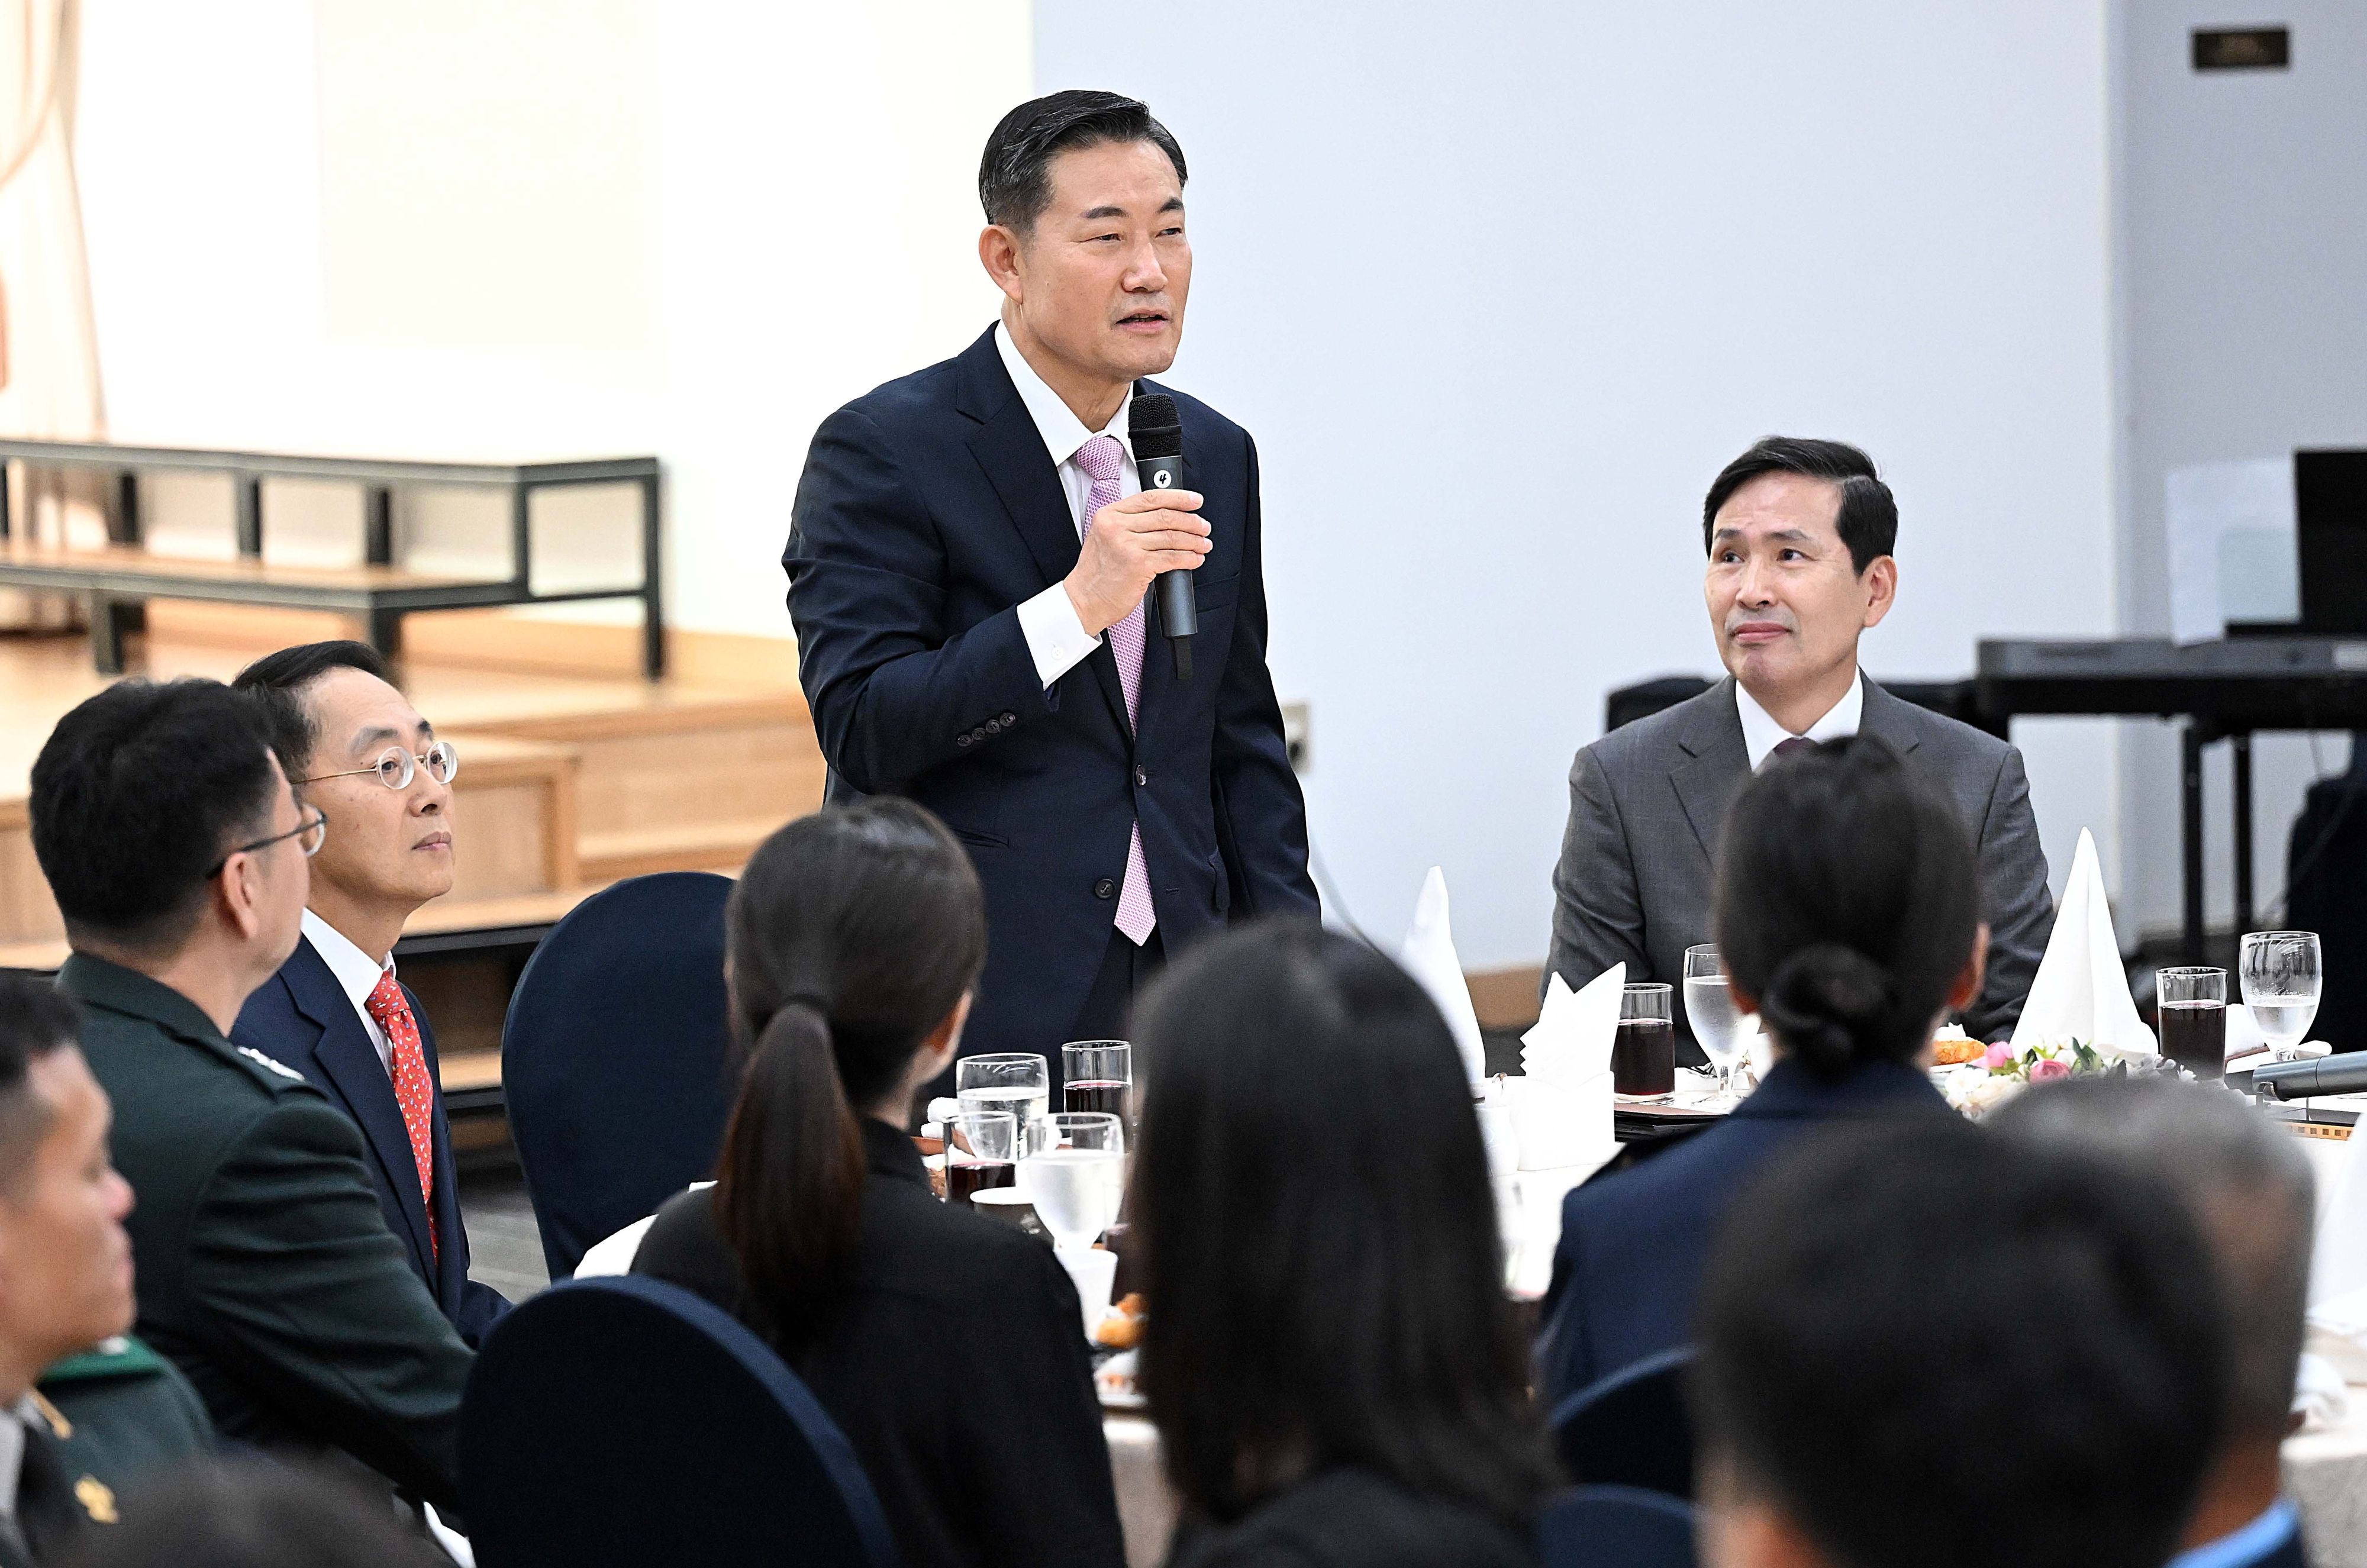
[15,1415,87,1563]
[1772,736,1816,762]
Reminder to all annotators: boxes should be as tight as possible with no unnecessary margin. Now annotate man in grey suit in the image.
[1547,437,2050,1059]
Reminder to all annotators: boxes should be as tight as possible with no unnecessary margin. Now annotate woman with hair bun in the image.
[631,799,1124,1568]
[1534,735,1987,1410]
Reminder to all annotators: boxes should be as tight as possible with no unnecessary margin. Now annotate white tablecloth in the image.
[1105,1414,1178,1568]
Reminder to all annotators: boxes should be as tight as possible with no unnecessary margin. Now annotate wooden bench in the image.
[0,440,663,676]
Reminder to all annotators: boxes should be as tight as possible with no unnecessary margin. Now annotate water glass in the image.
[1614,983,1677,1102]
[1682,946,1749,1097]
[1062,1041,1133,1121]
[2157,966,2229,1080]
[1020,1111,1126,1251]
[942,1111,1017,1207]
[956,1053,1049,1153]
[2239,931,2323,1059]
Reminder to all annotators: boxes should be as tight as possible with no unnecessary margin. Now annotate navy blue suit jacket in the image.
[233,937,508,1347]
[1535,1059,1958,1407]
[785,325,1317,1057]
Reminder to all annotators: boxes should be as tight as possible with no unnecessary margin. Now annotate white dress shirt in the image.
[996,322,1143,689]
[304,908,396,1076]
[1735,671,1864,771]
[0,1395,34,1541]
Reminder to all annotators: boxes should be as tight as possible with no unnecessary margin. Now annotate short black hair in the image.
[1716,735,1981,1079]
[1695,1122,2228,1568]
[1703,435,1897,574]
[1131,919,1557,1534]
[232,641,394,779]
[29,679,280,954]
[979,89,1186,234]
[0,975,80,1190]
[1991,1075,2314,1439]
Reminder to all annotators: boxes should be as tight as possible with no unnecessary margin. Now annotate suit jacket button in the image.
[972,727,986,741]
[986,719,1002,734]
[957,734,972,747]
[1000,711,1017,725]
[1134,765,1150,787]
[1094,878,1116,899]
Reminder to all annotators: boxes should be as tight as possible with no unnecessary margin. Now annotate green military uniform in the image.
[0,1339,211,1568]
[58,956,472,1513]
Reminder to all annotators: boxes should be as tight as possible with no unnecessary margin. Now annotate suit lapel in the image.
[1671,678,1752,862]
[1853,677,1923,757]
[957,328,1131,735]
[282,940,438,1278]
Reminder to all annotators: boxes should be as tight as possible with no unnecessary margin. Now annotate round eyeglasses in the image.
[298,740,459,792]
[207,804,328,877]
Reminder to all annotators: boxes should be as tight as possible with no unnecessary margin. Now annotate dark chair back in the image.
[1537,1485,1697,1568]
[462,1275,898,1568]
[503,871,736,1279]
[1550,1346,1697,1499]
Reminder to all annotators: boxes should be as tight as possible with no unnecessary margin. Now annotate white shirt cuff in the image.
[1017,583,1103,688]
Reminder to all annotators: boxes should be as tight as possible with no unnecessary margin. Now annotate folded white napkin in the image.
[1400,866,1488,1083]
[1505,969,1623,1173]
[2294,1351,2353,1433]
[2011,828,2157,1056]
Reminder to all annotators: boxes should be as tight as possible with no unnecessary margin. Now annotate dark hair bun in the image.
[1758,943,1900,1079]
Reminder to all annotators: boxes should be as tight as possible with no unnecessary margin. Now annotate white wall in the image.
[72,0,1027,637]
[2116,1,2367,937]
[1035,1,2122,967]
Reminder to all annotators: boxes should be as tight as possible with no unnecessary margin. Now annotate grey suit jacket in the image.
[1546,676,2050,1058]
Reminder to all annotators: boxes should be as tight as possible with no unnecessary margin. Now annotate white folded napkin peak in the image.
[2011,828,2157,1056]
[1399,866,1489,1083]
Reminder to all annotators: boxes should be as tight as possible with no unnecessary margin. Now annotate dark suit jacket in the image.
[1547,676,2051,1058]
[233,936,508,1347]
[1534,1058,1958,1409]
[1165,1467,1535,1568]
[59,955,472,1512]
[785,325,1317,1058]
[633,1118,1124,1568]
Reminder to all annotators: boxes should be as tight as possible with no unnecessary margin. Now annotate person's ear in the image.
[1860,554,1898,630]
[1949,923,1991,1013]
[217,853,267,943]
[979,225,1025,303]
[918,991,973,1077]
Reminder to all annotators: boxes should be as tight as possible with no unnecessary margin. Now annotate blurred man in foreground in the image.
[28,680,472,1514]
[1694,1121,2226,1568]
[1996,1076,2316,1568]
[233,642,507,1346]
[0,974,210,1566]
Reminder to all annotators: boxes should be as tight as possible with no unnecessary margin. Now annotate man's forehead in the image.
[1045,140,1182,216]
[307,668,431,751]
[1712,472,1844,537]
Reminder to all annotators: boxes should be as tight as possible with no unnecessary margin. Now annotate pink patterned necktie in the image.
[364,970,440,1260]
[1076,434,1157,946]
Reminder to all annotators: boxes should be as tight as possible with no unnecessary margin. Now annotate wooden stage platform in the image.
[0,619,825,1117]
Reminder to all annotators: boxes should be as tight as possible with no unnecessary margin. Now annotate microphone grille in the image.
[1130,393,1184,460]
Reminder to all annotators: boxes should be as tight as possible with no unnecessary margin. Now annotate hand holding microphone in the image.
[1060,393,1207,678]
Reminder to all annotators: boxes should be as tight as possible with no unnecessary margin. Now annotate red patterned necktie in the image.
[364,971,439,1260]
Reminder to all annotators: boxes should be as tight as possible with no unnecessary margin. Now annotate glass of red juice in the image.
[1062,1040,1133,1123]
[2156,966,2229,1080]
[943,1110,1018,1205]
[1615,983,1677,1102]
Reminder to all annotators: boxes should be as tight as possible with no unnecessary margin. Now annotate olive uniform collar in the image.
[56,954,225,1045]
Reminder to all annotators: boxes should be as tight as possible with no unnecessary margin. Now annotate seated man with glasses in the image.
[30,678,473,1519]
[232,642,507,1348]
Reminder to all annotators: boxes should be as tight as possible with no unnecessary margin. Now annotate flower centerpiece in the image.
[1936,1035,2184,1118]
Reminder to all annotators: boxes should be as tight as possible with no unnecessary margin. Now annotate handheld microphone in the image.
[1130,392,1195,680]
[2251,1050,2367,1101]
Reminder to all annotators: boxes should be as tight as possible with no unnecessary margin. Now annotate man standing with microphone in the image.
[786,91,1316,1067]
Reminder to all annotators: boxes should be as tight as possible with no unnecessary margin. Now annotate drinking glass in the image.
[1020,1111,1126,1251]
[1682,946,1749,1099]
[2239,931,2323,1060]
[1614,983,1677,1103]
[1062,1041,1133,1121]
[942,1111,1018,1206]
[956,1053,1049,1153]
[2157,966,2230,1080]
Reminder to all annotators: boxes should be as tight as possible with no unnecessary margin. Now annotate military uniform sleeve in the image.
[183,1096,472,1510]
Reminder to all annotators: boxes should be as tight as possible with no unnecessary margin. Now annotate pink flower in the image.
[2027,1058,2072,1083]
[1981,1043,2016,1071]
